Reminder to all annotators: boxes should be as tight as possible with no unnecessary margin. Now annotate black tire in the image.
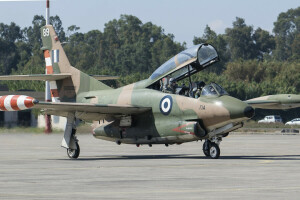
[202,140,210,157]
[209,143,220,159]
[222,133,229,138]
[67,142,80,159]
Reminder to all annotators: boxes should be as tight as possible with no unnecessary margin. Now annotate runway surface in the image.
[0,132,300,199]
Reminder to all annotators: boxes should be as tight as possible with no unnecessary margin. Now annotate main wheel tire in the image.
[67,142,80,159]
[202,141,210,157]
[209,143,220,159]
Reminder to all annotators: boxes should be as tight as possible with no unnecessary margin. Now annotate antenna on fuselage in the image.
[45,0,52,134]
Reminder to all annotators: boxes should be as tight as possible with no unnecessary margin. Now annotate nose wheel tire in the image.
[209,143,220,159]
[67,142,80,159]
[203,140,220,159]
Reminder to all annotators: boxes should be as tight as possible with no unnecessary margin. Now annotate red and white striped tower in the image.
[45,0,52,133]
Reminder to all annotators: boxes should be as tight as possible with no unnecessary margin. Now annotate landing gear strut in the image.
[66,129,80,159]
[202,137,221,159]
[62,113,80,159]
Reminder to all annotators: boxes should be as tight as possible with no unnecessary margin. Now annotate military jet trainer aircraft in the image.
[0,24,300,159]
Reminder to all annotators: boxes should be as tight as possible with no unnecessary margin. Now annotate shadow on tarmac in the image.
[51,154,300,161]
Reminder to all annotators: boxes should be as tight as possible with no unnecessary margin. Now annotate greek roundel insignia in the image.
[160,95,173,115]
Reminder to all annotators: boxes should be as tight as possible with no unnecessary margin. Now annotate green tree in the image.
[68,14,185,80]
[67,25,80,39]
[5,15,46,90]
[252,28,275,60]
[225,17,256,60]
[0,22,22,43]
[50,15,66,42]
[291,33,300,60]
[0,22,23,75]
[23,15,45,48]
[273,7,300,60]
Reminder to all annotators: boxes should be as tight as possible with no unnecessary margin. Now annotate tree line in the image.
[0,7,299,103]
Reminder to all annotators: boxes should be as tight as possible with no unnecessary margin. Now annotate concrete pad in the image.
[0,133,300,199]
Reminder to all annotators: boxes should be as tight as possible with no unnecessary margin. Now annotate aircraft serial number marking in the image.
[43,28,50,37]
[199,105,205,110]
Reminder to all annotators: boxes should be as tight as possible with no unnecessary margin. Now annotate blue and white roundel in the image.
[160,95,173,115]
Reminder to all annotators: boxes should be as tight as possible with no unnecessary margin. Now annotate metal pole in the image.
[45,0,52,133]
[46,0,50,25]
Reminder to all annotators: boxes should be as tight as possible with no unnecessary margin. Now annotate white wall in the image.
[38,115,67,130]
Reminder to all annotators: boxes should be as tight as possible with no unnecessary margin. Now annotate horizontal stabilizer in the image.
[0,74,118,81]
[0,73,71,81]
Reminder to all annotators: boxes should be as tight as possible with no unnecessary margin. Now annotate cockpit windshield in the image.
[201,83,228,97]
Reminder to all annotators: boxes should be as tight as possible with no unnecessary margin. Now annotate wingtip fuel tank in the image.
[0,95,38,111]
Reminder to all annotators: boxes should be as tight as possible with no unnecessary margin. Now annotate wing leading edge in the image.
[34,101,151,119]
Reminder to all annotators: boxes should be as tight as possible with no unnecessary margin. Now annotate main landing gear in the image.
[63,113,80,159]
[67,129,80,159]
[202,137,221,159]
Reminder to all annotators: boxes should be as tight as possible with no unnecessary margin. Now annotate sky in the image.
[0,0,299,47]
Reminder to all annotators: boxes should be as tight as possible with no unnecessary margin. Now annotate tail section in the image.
[40,25,111,102]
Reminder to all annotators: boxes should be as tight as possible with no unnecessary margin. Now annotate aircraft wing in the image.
[34,101,151,118]
[245,94,300,109]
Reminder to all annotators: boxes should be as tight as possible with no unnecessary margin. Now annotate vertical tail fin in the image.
[40,25,111,102]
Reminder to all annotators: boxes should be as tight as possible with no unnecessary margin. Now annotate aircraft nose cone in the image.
[244,106,255,118]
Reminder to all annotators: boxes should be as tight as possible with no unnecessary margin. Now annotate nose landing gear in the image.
[202,137,221,159]
[209,143,220,159]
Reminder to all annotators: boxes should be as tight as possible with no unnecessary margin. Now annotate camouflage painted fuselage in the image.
[78,81,251,145]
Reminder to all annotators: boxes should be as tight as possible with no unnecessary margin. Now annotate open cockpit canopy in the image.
[148,44,219,86]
